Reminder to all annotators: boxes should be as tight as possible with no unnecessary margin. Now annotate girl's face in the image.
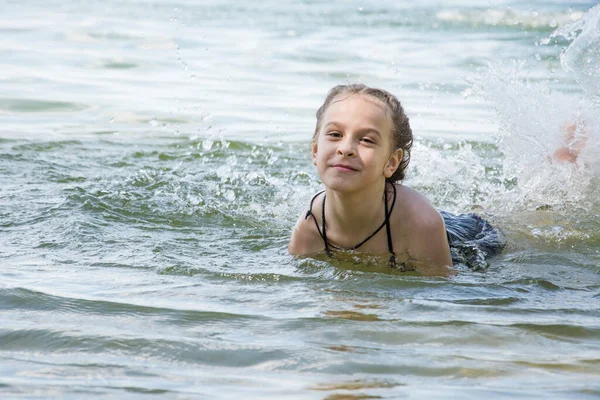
[312,94,402,193]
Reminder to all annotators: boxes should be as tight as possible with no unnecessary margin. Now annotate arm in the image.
[390,185,453,275]
[288,210,322,255]
[410,209,454,275]
[288,213,306,255]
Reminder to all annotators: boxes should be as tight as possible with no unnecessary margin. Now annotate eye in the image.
[360,137,376,144]
[326,131,342,138]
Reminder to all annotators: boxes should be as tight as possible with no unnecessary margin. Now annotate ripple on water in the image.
[10,140,84,152]
[0,287,263,322]
[508,323,600,340]
[0,99,89,113]
[0,329,291,367]
[102,61,138,69]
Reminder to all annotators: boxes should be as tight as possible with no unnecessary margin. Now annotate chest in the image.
[319,221,413,256]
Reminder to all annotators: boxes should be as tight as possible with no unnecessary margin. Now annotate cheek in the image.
[313,148,326,167]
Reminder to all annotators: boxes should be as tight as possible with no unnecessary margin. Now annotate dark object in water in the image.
[440,211,506,271]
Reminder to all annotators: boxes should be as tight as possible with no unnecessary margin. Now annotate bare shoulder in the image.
[392,184,444,229]
[391,184,452,267]
[288,196,325,256]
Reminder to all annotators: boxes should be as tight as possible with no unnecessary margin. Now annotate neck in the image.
[324,180,388,245]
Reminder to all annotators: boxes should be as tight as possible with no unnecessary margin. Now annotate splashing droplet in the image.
[202,139,214,151]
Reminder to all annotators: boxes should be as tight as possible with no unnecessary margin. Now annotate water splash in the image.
[473,64,598,211]
[409,140,498,213]
[543,3,600,104]
[466,5,600,215]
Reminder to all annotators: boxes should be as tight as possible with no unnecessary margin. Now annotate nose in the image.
[337,137,356,157]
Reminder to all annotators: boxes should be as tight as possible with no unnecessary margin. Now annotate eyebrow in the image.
[323,122,382,137]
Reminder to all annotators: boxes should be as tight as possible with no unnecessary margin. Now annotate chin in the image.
[321,176,366,193]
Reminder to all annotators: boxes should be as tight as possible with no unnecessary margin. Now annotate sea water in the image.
[1,1,599,398]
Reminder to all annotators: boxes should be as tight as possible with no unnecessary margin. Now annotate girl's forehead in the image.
[323,94,391,126]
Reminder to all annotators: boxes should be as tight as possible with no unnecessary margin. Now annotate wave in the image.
[436,8,585,31]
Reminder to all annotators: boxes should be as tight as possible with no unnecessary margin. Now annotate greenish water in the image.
[1,1,600,398]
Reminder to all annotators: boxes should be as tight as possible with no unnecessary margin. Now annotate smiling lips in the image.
[331,163,358,172]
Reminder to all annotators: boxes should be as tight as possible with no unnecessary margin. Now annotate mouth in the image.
[331,164,358,172]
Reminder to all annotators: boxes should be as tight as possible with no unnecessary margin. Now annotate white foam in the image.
[436,8,584,30]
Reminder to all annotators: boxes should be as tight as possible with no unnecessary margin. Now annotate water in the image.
[1,0,600,398]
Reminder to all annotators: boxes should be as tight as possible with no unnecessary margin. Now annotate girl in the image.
[288,84,504,274]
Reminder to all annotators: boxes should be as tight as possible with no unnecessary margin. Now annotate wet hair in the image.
[312,84,413,182]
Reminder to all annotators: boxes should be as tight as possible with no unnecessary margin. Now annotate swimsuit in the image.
[304,182,506,270]
[441,210,506,270]
[305,181,403,269]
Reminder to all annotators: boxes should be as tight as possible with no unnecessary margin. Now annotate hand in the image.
[549,120,588,164]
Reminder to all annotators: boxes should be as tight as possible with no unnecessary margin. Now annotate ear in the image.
[311,141,318,166]
[384,149,403,178]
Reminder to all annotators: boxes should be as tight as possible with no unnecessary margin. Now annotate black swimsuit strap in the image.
[321,194,332,256]
[305,190,325,241]
[384,183,397,267]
